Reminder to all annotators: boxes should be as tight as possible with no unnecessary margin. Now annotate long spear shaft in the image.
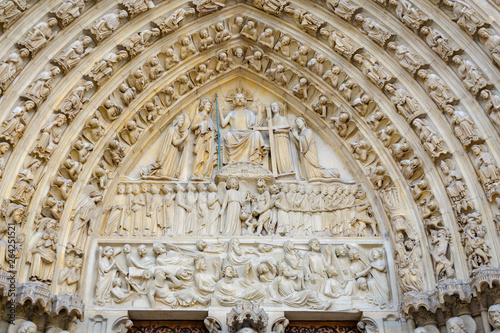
[215,93,222,171]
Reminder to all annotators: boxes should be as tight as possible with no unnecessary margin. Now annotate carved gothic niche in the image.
[227,302,268,333]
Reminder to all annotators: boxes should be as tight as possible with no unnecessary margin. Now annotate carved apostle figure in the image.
[292,117,338,181]
[11,158,41,206]
[220,93,268,164]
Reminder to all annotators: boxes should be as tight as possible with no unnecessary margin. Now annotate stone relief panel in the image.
[93,240,390,310]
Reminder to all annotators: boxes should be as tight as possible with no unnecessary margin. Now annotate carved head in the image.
[195,257,207,271]
[137,244,147,256]
[233,93,247,107]
[357,277,368,291]
[270,101,282,115]
[215,21,225,31]
[234,17,244,27]
[295,117,306,129]
[489,304,500,329]
[200,28,209,38]
[478,27,491,39]
[0,142,10,154]
[103,246,113,258]
[348,249,359,260]
[471,145,482,155]
[326,266,339,278]
[446,317,467,333]
[309,238,321,252]
[222,265,235,278]
[226,176,239,190]
[17,321,37,333]
[335,245,347,257]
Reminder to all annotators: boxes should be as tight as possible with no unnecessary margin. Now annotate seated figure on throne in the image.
[220,92,269,164]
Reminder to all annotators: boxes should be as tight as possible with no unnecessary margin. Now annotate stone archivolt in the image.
[0,0,498,332]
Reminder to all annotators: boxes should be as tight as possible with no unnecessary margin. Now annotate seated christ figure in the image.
[220,93,268,164]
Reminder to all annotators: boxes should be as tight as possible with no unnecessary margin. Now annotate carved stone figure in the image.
[274,35,291,57]
[331,109,351,138]
[22,66,61,106]
[120,28,160,58]
[0,48,29,94]
[51,0,89,27]
[51,35,94,73]
[292,117,338,181]
[292,77,310,101]
[253,0,289,16]
[269,264,331,309]
[95,246,119,305]
[0,100,34,145]
[412,118,449,160]
[471,145,500,200]
[214,21,231,44]
[27,221,58,282]
[68,192,103,250]
[385,84,423,121]
[489,304,500,333]
[320,27,361,60]
[429,228,455,280]
[307,53,326,76]
[198,28,214,52]
[86,51,128,86]
[326,0,360,21]
[291,45,309,67]
[481,89,500,127]
[141,114,189,178]
[452,55,490,95]
[190,0,224,15]
[220,93,267,164]
[269,102,294,175]
[440,161,472,213]
[478,28,500,68]
[443,0,485,36]
[258,28,275,49]
[284,6,325,34]
[420,26,461,62]
[192,98,215,180]
[17,18,58,55]
[156,8,195,36]
[389,0,428,32]
[387,42,426,75]
[58,253,83,294]
[120,0,154,17]
[56,81,94,120]
[31,114,66,160]
[147,55,165,80]
[322,66,342,88]
[417,70,457,109]
[89,10,128,43]
[443,106,483,147]
[220,177,243,236]
[446,317,475,333]
[246,49,264,72]
[266,63,288,86]
[241,20,258,41]
[355,14,394,46]
[462,214,491,269]
[179,36,197,60]
[354,53,394,88]
[0,0,29,29]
